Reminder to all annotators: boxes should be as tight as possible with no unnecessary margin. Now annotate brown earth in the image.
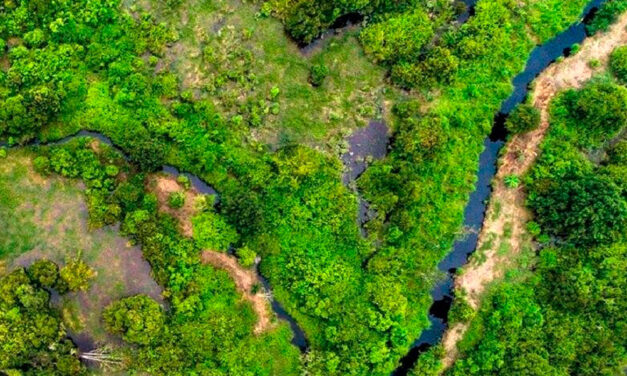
[201,250,275,334]
[147,175,200,236]
[149,174,275,333]
[441,13,627,369]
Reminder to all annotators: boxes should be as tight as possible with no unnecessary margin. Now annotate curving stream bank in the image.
[393,0,608,374]
[1,129,309,350]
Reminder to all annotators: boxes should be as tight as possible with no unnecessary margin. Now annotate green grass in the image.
[125,0,391,149]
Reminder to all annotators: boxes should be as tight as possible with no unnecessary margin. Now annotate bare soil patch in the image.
[147,174,276,333]
[147,174,200,236]
[201,250,275,334]
[441,13,627,368]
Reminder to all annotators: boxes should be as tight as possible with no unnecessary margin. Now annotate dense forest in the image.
[0,0,625,375]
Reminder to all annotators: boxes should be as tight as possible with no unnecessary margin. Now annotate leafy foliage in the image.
[167,191,185,209]
[0,268,84,375]
[610,45,627,84]
[505,103,540,134]
[192,210,239,251]
[103,295,165,345]
[309,63,329,87]
[451,70,627,376]
[0,0,613,374]
[586,0,627,34]
[528,170,627,246]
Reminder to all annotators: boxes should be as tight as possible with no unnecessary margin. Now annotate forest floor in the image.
[149,174,275,334]
[440,12,627,369]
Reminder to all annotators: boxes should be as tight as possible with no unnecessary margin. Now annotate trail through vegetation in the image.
[441,10,627,369]
[148,174,276,334]
[201,250,274,334]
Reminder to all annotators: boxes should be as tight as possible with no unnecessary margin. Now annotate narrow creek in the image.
[1,129,310,350]
[1,0,609,366]
[393,0,608,374]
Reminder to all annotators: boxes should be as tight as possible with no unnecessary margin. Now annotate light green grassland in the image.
[0,149,163,346]
[125,0,393,150]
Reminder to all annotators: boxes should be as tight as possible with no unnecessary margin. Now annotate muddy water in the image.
[393,0,608,374]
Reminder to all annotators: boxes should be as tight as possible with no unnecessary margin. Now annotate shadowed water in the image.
[393,0,607,374]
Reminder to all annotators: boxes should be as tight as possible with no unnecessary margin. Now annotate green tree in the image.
[167,191,185,209]
[610,45,627,83]
[27,259,59,289]
[309,63,329,87]
[568,82,627,144]
[0,268,84,374]
[59,257,96,292]
[103,295,165,345]
[192,210,239,251]
[505,103,540,134]
[528,171,627,246]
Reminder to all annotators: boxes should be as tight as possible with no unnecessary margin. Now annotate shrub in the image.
[27,259,59,289]
[586,0,627,35]
[587,59,601,68]
[270,86,280,99]
[608,140,627,165]
[0,148,6,158]
[192,211,239,251]
[167,191,185,209]
[309,64,329,87]
[505,103,540,134]
[391,47,459,88]
[59,258,96,292]
[504,174,520,188]
[176,175,190,189]
[360,9,434,64]
[236,246,257,268]
[610,45,627,84]
[103,295,165,345]
[105,165,119,177]
[569,82,627,144]
[448,296,475,323]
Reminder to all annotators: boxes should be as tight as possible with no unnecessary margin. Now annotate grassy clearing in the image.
[127,0,392,150]
[0,149,163,347]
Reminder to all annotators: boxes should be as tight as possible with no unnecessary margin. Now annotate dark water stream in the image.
[1,0,609,365]
[2,129,309,350]
[393,1,608,374]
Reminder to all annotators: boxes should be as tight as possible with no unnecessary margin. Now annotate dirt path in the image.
[441,13,627,369]
[148,174,275,334]
[148,175,200,237]
[201,250,275,334]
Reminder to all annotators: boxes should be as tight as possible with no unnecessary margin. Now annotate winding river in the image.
[1,129,310,350]
[393,0,608,374]
[1,0,610,369]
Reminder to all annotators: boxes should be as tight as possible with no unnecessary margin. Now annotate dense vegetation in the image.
[448,71,627,375]
[1,260,93,374]
[265,0,440,44]
[586,0,627,34]
[0,0,618,374]
[31,139,301,374]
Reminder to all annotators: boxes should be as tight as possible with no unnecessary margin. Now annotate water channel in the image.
[393,0,608,374]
